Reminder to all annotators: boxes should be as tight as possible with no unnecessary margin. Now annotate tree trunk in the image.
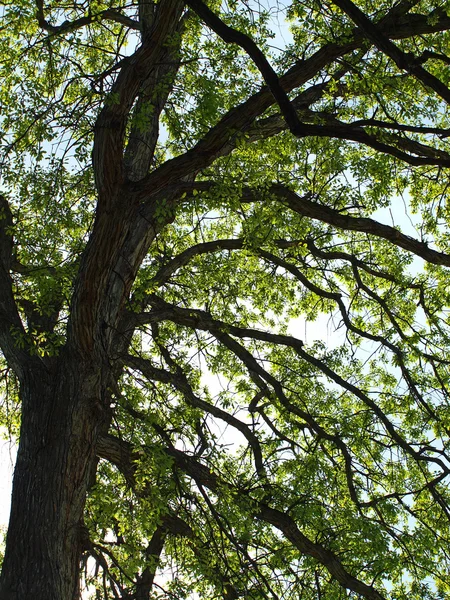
[0,356,108,600]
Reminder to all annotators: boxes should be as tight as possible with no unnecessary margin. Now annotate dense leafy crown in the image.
[2,0,450,597]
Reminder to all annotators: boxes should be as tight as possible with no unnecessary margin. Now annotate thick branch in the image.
[69,0,185,354]
[135,526,166,600]
[175,184,450,267]
[253,107,450,166]
[132,232,419,295]
[265,185,450,267]
[124,12,187,181]
[135,294,305,352]
[305,237,422,286]
[131,7,450,200]
[331,0,450,105]
[185,0,303,135]
[256,503,384,599]
[93,0,184,206]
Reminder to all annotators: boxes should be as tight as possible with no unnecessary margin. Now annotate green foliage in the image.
[3,0,450,598]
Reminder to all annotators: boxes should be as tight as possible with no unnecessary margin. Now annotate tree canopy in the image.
[2,0,450,598]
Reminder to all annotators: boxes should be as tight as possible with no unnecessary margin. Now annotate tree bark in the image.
[0,356,109,600]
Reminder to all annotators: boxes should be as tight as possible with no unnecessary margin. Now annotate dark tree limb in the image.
[184,0,303,135]
[97,433,387,600]
[135,526,166,600]
[304,237,422,286]
[124,9,187,181]
[331,0,450,105]
[132,294,450,479]
[35,0,140,35]
[172,183,450,267]
[68,0,185,354]
[146,237,303,287]
[92,0,184,206]
[131,6,450,201]
[127,231,421,298]
[253,106,450,166]
[136,294,305,352]
[124,351,267,478]
[349,117,450,137]
[264,185,450,267]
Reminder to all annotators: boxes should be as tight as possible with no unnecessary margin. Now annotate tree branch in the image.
[124,12,187,181]
[132,294,450,479]
[331,0,450,105]
[185,0,303,135]
[35,0,140,35]
[124,350,266,478]
[146,237,302,287]
[93,0,184,206]
[253,106,450,166]
[129,5,450,201]
[263,185,450,267]
[172,183,450,268]
[304,237,423,286]
[68,0,185,354]
[97,433,386,600]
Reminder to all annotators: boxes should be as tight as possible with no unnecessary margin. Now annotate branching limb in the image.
[349,117,450,137]
[331,0,450,105]
[69,0,185,354]
[35,0,140,35]
[147,237,303,288]
[133,295,450,502]
[123,350,267,479]
[168,181,449,275]
[262,185,450,267]
[184,0,303,135]
[304,238,422,287]
[135,526,166,600]
[92,0,184,206]
[131,6,450,201]
[137,294,305,352]
[97,433,387,600]
[252,105,450,167]
[124,9,188,181]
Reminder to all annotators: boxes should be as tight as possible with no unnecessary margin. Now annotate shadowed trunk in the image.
[0,357,109,600]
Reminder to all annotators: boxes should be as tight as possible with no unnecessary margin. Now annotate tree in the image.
[1,0,450,597]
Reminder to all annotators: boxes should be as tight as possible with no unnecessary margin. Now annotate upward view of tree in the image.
[2,0,450,598]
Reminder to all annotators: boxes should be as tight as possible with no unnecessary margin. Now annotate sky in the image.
[0,436,16,532]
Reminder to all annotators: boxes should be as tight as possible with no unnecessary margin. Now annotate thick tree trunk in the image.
[0,356,107,600]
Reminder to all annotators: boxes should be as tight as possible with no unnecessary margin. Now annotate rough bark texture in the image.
[0,359,108,599]
[0,199,170,599]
